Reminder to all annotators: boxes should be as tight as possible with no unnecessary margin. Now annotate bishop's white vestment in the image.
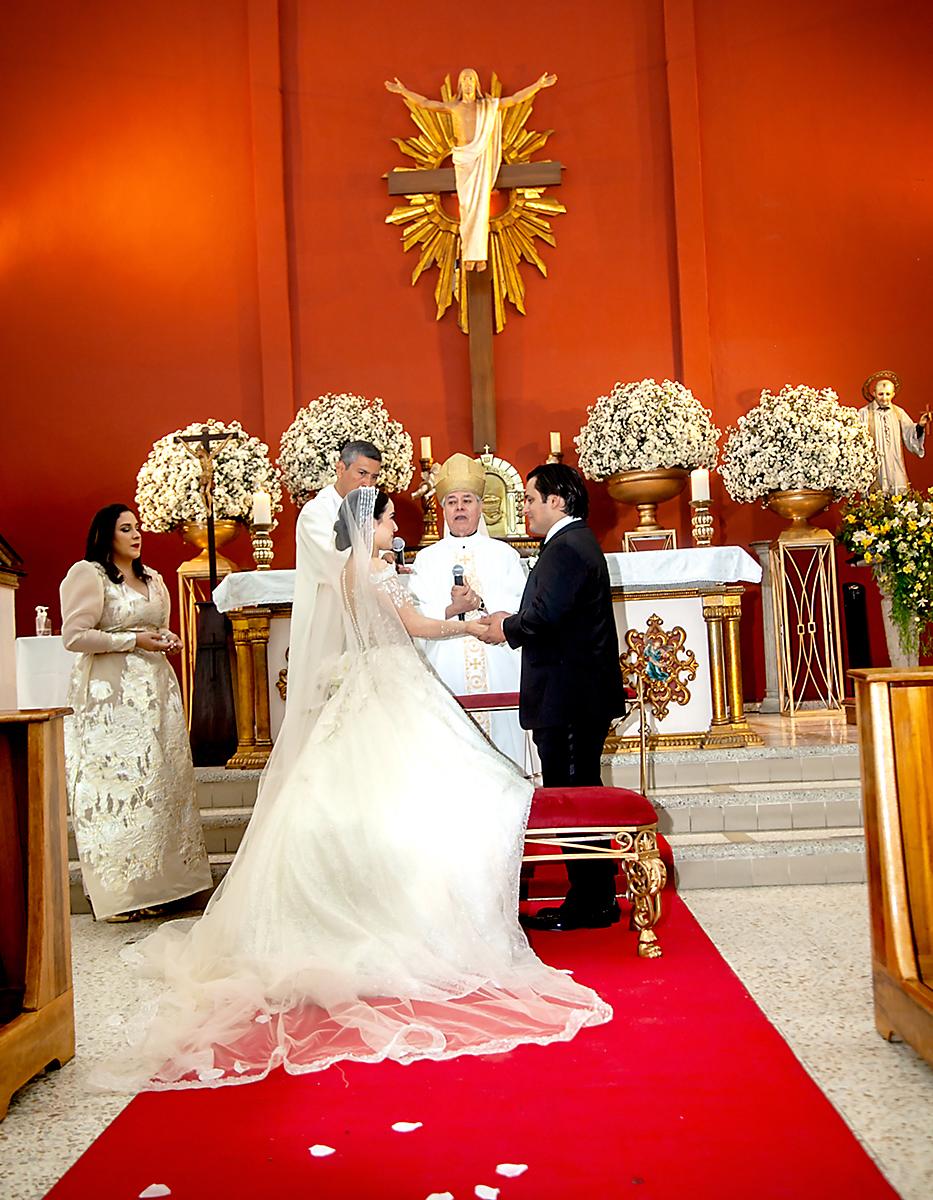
[410,531,527,767]
[858,402,925,493]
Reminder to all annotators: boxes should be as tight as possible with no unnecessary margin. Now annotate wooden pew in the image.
[851,668,933,1068]
[0,709,74,1119]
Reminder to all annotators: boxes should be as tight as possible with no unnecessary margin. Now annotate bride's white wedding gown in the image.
[97,528,610,1091]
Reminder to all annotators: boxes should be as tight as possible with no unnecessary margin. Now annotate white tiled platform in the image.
[605,713,866,889]
[2,886,931,1199]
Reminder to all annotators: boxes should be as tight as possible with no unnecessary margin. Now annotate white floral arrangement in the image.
[719,384,877,504]
[574,379,720,479]
[278,392,414,506]
[135,419,283,533]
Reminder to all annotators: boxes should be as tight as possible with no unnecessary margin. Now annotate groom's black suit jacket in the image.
[502,521,626,731]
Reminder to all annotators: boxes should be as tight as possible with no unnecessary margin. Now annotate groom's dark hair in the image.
[527,464,589,520]
[340,440,382,466]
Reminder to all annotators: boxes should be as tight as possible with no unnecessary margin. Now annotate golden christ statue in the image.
[385,68,556,271]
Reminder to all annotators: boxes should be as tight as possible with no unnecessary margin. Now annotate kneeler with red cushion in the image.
[527,786,667,958]
[456,693,665,957]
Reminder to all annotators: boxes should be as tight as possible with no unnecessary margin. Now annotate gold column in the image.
[226,609,274,769]
[703,599,730,728]
[702,590,763,748]
[722,596,757,737]
[226,614,257,768]
[248,616,273,761]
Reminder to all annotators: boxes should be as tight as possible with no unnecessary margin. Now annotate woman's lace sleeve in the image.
[152,569,172,633]
[60,562,137,654]
[378,574,411,611]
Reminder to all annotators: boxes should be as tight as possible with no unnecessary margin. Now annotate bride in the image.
[99,487,610,1091]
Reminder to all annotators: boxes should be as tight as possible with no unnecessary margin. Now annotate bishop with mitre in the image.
[410,453,528,767]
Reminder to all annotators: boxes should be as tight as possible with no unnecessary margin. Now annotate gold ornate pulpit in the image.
[851,667,933,1068]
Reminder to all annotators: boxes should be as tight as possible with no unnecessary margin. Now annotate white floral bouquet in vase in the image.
[136,419,283,538]
[575,379,720,532]
[720,385,876,533]
[278,392,414,507]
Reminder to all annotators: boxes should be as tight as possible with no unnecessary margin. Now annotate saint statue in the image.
[385,69,556,271]
[857,370,930,493]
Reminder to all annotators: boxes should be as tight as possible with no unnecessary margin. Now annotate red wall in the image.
[0,1,265,629]
[2,0,932,688]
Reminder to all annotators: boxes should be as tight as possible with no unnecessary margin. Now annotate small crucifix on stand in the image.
[385,69,563,451]
[175,426,241,765]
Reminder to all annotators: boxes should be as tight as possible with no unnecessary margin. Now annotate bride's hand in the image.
[464,618,491,639]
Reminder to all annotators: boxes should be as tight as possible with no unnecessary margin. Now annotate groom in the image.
[481,464,627,930]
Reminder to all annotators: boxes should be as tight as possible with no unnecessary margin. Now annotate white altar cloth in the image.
[213,569,296,612]
[212,547,761,613]
[16,635,76,709]
[606,546,761,588]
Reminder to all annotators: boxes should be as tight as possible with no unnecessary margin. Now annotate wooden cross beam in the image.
[386,162,564,453]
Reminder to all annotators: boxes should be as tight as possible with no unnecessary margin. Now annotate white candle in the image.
[251,490,272,526]
[690,469,710,503]
[420,436,432,460]
[549,431,561,454]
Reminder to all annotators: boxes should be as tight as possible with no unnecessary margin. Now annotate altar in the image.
[213,544,762,769]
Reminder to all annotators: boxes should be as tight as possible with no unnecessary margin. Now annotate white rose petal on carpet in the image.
[496,1163,529,1177]
[139,1187,172,1199]
[197,1067,225,1082]
[475,1187,500,1199]
[391,1121,423,1132]
[308,1145,336,1158]
[426,1193,454,1200]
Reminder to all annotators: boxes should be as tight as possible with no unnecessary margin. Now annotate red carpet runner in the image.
[46,896,896,1200]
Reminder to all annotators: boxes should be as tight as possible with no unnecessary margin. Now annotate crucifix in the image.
[175,425,241,765]
[385,70,565,452]
[175,426,239,590]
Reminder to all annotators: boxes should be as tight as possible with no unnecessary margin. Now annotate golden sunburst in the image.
[385,73,565,334]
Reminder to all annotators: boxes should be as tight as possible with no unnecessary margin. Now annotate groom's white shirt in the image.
[544,515,581,543]
[287,484,345,712]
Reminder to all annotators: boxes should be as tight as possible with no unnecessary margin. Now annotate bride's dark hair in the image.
[334,489,389,551]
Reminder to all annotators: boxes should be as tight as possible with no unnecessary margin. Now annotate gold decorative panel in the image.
[621,614,698,721]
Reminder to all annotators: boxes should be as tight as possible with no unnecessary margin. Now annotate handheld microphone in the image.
[391,536,406,567]
[452,564,466,620]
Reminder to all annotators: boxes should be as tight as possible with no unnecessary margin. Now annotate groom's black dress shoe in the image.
[523,902,621,932]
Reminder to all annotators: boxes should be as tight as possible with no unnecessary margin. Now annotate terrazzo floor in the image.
[1,884,931,1199]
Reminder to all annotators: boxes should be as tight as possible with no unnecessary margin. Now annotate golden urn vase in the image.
[606,468,689,533]
[179,519,241,574]
[765,489,834,540]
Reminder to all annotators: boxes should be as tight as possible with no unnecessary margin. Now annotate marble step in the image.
[668,827,866,888]
[603,745,861,790]
[650,781,863,835]
[69,823,867,913]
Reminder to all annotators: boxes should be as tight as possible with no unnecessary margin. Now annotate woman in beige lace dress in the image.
[60,504,211,920]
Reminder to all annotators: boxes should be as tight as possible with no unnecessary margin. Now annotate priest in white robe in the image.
[410,453,528,767]
[858,370,928,494]
[287,441,382,708]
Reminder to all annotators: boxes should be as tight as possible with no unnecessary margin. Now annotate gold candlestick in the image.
[545,449,564,464]
[690,500,714,547]
[250,520,276,569]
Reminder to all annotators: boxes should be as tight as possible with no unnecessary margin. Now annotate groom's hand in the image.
[479,611,510,645]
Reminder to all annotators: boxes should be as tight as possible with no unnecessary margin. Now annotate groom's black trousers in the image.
[532,720,617,914]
